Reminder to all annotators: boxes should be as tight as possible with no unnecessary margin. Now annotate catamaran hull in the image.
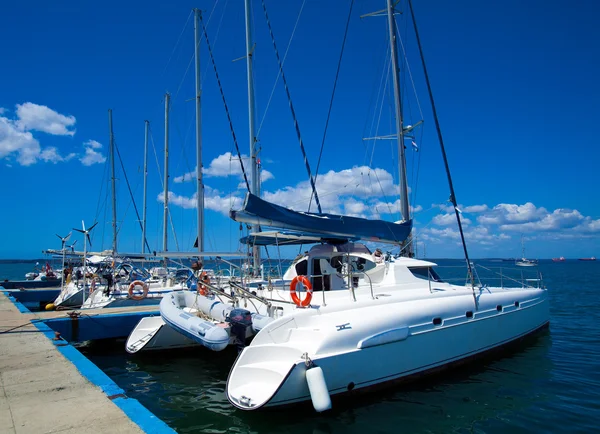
[227,289,549,411]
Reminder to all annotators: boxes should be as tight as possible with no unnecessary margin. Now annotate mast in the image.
[386,0,412,256]
[194,8,205,257]
[108,109,117,254]
[163,93,170,253]
[142,120,149,254]
[245,0,261,275]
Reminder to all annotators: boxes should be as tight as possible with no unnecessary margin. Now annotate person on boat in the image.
[373,248,384,263]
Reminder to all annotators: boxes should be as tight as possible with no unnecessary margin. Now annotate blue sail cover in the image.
[230,193,412,245]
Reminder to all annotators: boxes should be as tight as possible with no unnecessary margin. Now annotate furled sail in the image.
[230,193,412,245]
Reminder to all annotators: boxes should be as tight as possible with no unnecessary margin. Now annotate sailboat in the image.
[515,235,538,267]
[225,0,549,413]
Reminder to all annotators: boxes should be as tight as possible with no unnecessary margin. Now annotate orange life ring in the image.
[290,275,312,307]
[128,280,149,300]
[198,272,211,296]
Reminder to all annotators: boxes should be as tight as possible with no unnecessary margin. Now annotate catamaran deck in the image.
[0,288,173,433]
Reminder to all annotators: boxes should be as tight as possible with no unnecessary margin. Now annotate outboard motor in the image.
[226,308,253,353]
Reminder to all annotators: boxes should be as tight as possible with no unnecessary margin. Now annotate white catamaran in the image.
[224,0,549,413]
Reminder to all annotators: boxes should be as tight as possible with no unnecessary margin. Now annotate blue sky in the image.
[0,0,598,259]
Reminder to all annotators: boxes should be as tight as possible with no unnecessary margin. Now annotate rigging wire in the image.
[161,10,194,78]
[261,0,322,213]
[255,0,307,139]
[308,0,355,213]
[408,0,474,286]
[200,12,251,192]
[113,140,152,253]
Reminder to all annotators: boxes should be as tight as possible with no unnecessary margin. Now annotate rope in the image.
[200,12,251,193]
[261,0,322,213]
[308,0,355,213]
[0,319,44,334]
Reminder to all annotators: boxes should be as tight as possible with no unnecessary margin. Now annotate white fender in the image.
[306,366,332,412]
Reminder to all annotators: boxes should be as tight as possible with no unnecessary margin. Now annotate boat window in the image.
[329,255,375,273]
[409,267,443,282]
[295,258,308,276]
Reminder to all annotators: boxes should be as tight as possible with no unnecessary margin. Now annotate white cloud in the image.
[0,116,41,166]
[16,102,76,136]
[464,204,488,213]
[174,169,195,183]
[477,202,547,226]
[262,165,406,217]
[80,140,106,166]
[261,170,274,183]
[419,225,509,246]
[39,147,76,164]
[204,152,242,177]
[498,208,585,232]
[85,139,102,149]
[174,152,275,185]
[369,198,422,217]
[157,186,243,216]
[432,213,471,226]
[0,103,81,166]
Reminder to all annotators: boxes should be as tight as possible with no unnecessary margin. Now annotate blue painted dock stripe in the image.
[7,295,34,314]
[33,320,175,433]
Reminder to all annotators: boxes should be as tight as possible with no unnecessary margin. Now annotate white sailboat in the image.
[516,235,538,267]
[225,0,549,413]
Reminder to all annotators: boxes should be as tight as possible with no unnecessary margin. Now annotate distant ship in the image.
[578,257,597,261]
[552,257,566,262]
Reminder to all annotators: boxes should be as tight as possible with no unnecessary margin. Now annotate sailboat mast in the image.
[108,109,117,254]
[142,120,149,254]
[163,93,170,253]
[245,0,261,275]
[386,0,412,255]
[194,8,205,257]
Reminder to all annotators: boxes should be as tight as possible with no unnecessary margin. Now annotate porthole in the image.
[496,305,503,312]
[465,311,473,318]
[515,301,520,308]
[347,382,355,391]
[433,317,442,326]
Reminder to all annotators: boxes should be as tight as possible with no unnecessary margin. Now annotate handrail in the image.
[228,280,272,308]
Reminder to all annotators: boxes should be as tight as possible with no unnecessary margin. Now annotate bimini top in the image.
[239,230,352,246]
[230,193,412,245]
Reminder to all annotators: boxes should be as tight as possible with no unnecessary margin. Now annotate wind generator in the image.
[73,221,98,302]
[55,231,72,290]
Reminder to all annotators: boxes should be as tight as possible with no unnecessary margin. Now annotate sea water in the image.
[3,259,599,433]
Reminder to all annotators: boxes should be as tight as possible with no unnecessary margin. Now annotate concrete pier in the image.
[0,290,173,433]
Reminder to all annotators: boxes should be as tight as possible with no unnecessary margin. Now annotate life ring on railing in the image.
[290,275,313,307]
[197,272,211,296]
[128,280,149,300]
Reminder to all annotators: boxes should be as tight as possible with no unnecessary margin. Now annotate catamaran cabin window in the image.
[409,267,443,282]
[295,258,308,276]
[330,255,376,273]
